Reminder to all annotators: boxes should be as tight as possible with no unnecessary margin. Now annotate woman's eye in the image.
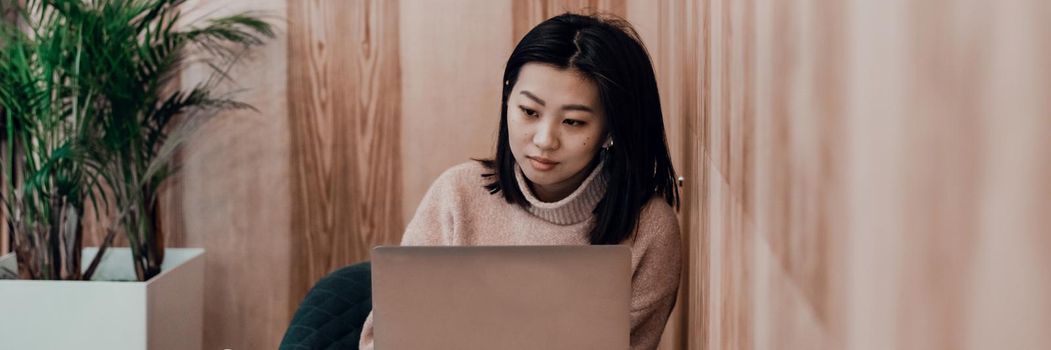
[563,119,585,127]
[519,106,539,118]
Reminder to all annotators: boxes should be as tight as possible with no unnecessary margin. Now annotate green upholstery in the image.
[280,261,372,350]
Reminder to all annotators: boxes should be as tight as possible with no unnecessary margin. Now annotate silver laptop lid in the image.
[371,245,631,350]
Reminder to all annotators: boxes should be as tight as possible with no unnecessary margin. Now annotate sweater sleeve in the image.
[359,166,461,349]
[629,199,684,350]
[358,303,377,349]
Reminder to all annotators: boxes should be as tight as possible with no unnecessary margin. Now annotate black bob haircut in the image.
[478,12,680,245]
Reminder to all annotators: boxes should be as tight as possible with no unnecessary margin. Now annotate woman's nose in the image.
[532,122,560,150]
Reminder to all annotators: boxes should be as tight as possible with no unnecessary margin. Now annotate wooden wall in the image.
[689,0,1051,349]
[843,0,1050,348]
[3,0,1045,349]
[285,0,404,318]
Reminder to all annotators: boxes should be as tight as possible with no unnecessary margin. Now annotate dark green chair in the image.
[280,261,373,350]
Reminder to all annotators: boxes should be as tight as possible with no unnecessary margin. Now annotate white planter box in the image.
[0,247,205,350]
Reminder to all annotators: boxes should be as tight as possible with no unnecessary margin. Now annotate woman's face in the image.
[507,63,607,202]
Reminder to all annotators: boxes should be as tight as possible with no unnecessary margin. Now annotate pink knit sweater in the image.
[359,161,682,350]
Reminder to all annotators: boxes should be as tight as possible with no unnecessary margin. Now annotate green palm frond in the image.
[1,0,272,280]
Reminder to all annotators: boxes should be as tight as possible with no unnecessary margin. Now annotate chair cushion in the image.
[280,262,372,350]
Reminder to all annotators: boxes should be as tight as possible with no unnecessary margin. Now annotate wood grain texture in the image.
[751,0,846,347]
[286,0,403,317]
[174,0,293,348]
[650,0,1051,349]
[842,0,1051,349]
[399,0,511,227]
[513,0,626,41]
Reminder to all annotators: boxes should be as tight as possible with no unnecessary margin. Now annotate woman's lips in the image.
[527,156,558,171]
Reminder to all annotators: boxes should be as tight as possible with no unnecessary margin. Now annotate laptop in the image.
[371,245,631,350]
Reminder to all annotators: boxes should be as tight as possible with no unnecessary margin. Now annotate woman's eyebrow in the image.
[520,90,546,106]
[562,104,594,113]
[520,90,594,113]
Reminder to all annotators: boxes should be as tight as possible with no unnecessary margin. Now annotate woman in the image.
[360,13,681,350]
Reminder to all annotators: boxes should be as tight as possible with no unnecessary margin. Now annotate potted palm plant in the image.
[0,0,272,348]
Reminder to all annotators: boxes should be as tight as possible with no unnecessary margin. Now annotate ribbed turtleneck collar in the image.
[514,160,608,225]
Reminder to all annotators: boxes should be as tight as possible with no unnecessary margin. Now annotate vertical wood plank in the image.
[286,0,403,316]
[963,1,1051,348]
[399,0,512,233]
[176,0,292,348]
[751,0,847,347]
[695,0,710,347]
